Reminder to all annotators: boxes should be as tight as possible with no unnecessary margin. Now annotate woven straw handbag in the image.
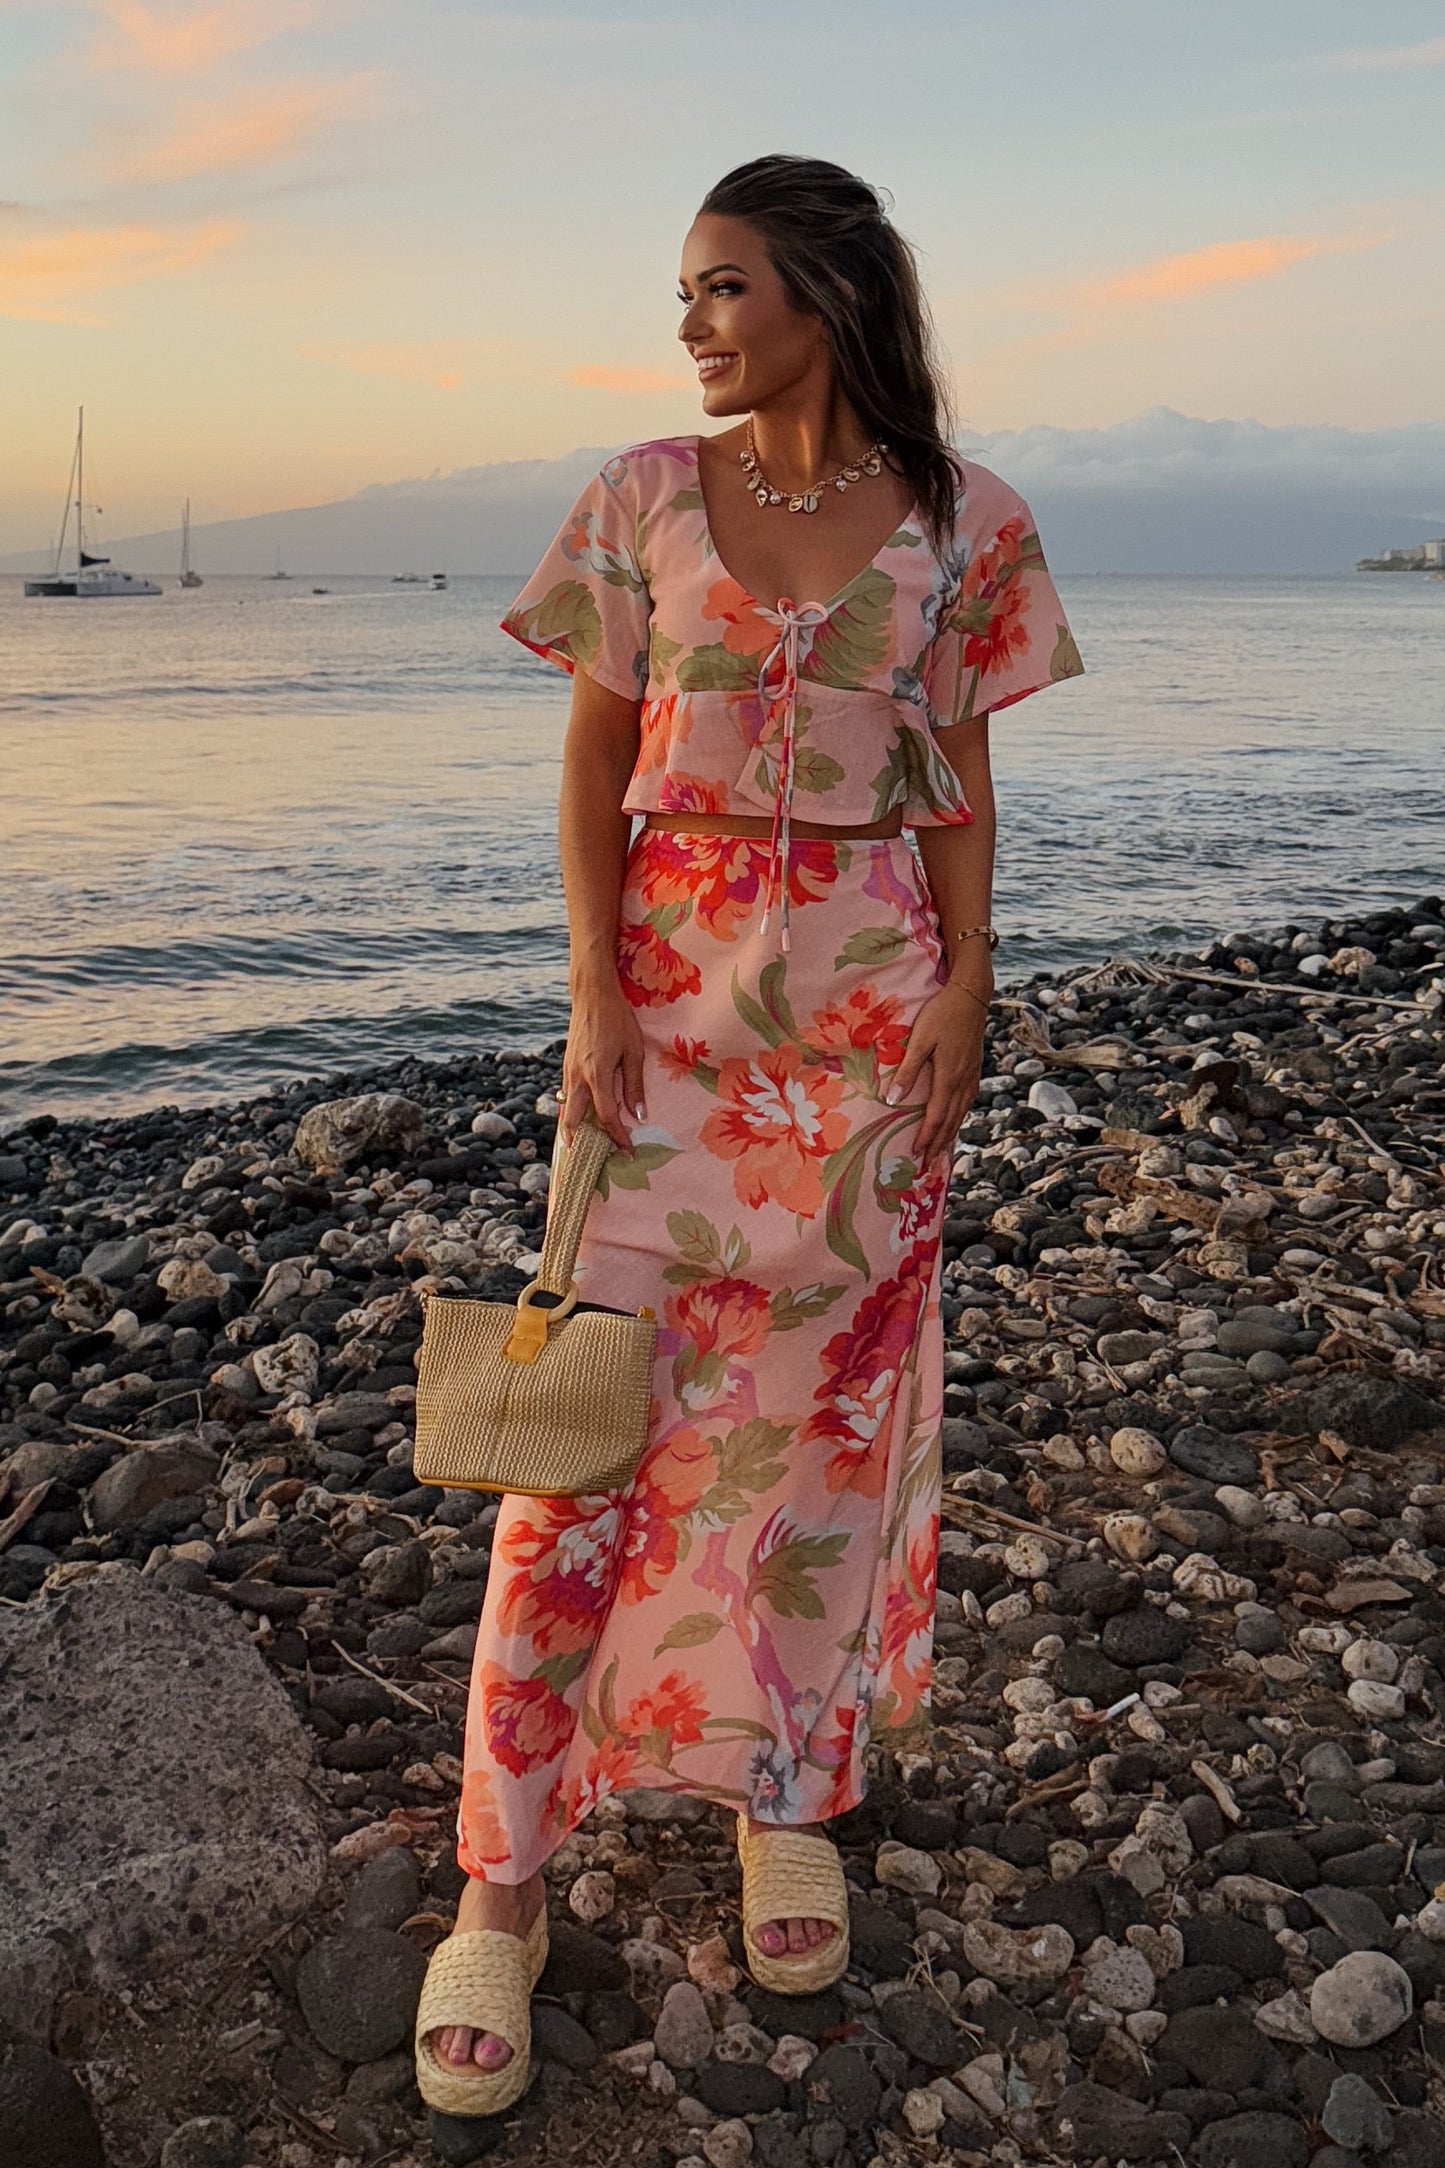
[412,1114,656,1497]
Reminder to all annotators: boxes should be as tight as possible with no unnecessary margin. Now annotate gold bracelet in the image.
[956,923,999,950]
[951,981,992,1019]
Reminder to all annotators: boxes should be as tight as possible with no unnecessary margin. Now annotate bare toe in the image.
[473,2031,513,2071]
[435,2026,470,2066]
[755,1912,840,1960]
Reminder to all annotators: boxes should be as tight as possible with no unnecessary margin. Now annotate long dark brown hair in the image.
[698,154,961,549]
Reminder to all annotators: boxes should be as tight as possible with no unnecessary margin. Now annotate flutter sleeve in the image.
[500,452,651,702]
[922,488,1084,728]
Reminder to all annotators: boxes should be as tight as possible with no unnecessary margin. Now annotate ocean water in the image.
[1,570,1441,1126]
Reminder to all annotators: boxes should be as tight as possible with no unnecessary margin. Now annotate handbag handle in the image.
[535,1113,615,1298]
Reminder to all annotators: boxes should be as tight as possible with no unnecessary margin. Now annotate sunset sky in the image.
[2,0,1442,553]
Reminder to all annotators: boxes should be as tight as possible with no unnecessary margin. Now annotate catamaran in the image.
[179,499,203,588]
[24,408,161,597]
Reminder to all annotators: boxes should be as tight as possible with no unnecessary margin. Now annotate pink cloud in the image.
[100,70,380,183]
[1087,233,1348,303]
[0,216,243,322]
[1309,34,1445,72]
[89,0,317,77]
[985,226,1392,320]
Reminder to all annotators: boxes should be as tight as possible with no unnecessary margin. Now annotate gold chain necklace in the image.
[739,418,888,514]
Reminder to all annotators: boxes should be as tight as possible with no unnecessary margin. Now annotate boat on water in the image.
[179,499,203,588]
[393,572,426,584]
[25,408,160,597]
[269,549,290,581]
[431,571,448,590]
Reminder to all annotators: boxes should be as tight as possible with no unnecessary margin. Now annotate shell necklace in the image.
[739,418,888,514]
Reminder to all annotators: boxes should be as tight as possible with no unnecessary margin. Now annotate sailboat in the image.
[24,408,161,597]
[179,500,203,588]
[269,548,290,581]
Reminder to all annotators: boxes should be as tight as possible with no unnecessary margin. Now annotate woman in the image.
[415,153,1083,2113]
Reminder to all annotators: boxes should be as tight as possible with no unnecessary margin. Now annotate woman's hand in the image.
[561,974,646,1152]
[887,976,990,1165]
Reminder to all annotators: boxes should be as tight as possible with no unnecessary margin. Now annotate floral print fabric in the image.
[461,441,1083,1883]
[500,436,1084,832]
[459,834,949,1881]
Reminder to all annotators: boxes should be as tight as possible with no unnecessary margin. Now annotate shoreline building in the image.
[1358,538,1445,571]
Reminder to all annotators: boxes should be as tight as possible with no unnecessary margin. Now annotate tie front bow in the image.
[755,596,832,952]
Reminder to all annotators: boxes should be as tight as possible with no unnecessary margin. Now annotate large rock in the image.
[0,1439,89,1492]
[802,2044,878,2131]
[1050,2081,1188,2162]
[960,1918,1075,1982]
[1305,1375,1441,1451]
[358,1541,432,1608]
[1195,2111,1309,2168]
[88,1435,220,1533]
[1167,1425,1258,1486]
[1100,1608,1189,1667]
[1310,1950,1413,2046]
[1305,1886,1395,1952]
[159,2118,245,2168]
[295,1928,427,2061]
[0,1571,328,2043]
[654,1979,714,2069]
[80,1233,151,1285]
[294,1093,425,1173]
[1321,2074,1393,2155]
[0,2039,104,2168]
[342,1848,423,1934]
[1160,2004,1268,2089]
[249,1332,319,1398]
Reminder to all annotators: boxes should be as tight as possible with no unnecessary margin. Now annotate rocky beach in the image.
[3,894,1445,2168]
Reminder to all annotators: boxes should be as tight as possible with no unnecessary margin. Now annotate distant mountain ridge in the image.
[0,446,616,582]
[4,411,1444,575]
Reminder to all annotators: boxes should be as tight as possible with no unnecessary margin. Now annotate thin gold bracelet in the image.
[956,923,999,950]
[951,981,992,1019]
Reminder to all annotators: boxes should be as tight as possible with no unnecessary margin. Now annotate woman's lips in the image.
[696,353,738,382]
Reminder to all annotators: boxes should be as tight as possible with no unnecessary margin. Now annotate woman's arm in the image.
[557,670,645,1150]
[888,715,997,1165]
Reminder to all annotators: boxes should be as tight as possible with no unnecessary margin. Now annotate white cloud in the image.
[1308,34,1445,72]
[958,409,1445,572]
[965,407,1445,498]
[7,413,1444,574]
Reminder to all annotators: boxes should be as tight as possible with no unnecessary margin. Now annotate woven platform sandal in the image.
[736,1819,850,1994]
[413,1904,549,2117]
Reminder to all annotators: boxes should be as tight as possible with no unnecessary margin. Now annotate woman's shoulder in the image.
[595,435,701,497]
[948,455,1036,548]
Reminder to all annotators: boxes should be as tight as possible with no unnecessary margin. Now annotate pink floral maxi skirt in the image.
[458,832,949,1882]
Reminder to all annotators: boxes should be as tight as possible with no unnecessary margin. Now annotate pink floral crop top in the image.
[501,435,1083,943]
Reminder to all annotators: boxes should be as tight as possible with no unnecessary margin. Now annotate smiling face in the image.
[677,212,830,419]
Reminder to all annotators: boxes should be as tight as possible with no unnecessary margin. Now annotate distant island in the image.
[1357,538,1445,571]
[6,411,1445,579]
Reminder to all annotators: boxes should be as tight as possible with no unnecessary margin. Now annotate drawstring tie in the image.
[756,597,830,953]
